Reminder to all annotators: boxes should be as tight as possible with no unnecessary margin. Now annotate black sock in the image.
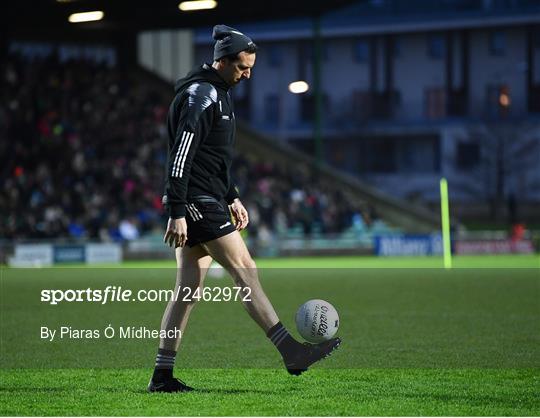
[267,322,303,360]
[152,348,176,381]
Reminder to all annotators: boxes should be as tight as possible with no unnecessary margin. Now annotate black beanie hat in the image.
[213,24,255,60]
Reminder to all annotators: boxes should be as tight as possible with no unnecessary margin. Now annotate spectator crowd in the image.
[1,51,369,243]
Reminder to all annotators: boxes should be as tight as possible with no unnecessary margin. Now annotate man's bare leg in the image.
[202,230,341,375]
[201,230,278,332]
[159,244,213,351]
[149,244,212,392]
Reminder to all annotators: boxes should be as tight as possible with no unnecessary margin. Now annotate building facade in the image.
[193,0,540,211]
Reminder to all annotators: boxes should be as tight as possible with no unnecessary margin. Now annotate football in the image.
[295,299,339,343]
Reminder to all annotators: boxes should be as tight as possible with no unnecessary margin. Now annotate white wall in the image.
[137,30,193,83]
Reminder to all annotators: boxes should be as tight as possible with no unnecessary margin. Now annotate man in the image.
[148,25,341,393]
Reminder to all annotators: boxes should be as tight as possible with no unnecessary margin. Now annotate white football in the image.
[295,299,339,343]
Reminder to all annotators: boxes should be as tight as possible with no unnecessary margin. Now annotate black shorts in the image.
[185,195,236,247]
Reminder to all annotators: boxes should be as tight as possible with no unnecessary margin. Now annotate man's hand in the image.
[230,198,249,231]
[163,217,188,248]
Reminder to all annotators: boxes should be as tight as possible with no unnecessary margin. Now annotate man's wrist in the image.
[169,203,186,218]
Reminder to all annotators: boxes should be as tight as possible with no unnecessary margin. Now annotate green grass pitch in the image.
[1,254,539,416]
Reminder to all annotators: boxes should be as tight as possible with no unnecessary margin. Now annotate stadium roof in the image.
[3,0,361,40]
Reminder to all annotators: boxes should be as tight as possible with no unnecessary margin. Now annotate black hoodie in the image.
[163,63,240,219]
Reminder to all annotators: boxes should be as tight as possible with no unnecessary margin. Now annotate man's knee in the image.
[234,254,256,270]
[228,255,258,287]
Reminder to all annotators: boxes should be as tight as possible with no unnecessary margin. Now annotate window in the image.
[398,135,440,173]
[456,142,480,170]
[264,95,280,126]
[358,135,440,174]
[486,84,510,117]
[358,137,397,173]
[304,43,328,62]
[353,39,369,63]
[300,94,329,123]
[489,31,505,56]
[427,34,445,59]
[352,90,372,120]
[300,95,313,123]
[424,87,446,119]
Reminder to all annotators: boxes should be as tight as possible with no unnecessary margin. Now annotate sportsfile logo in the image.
[40,285,252,305]
[41,286,133,305]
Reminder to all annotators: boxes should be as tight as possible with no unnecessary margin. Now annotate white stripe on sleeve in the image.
[173,131,192,177]
[177,132,194,178]
[172,131,188,177]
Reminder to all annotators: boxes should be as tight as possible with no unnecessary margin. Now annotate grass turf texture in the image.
[1,369,538,416]
[1,255,539,416]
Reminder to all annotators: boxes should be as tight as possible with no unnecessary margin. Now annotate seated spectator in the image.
[1,52,367,242]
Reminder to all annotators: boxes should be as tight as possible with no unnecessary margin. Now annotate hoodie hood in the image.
[174,63,230,94]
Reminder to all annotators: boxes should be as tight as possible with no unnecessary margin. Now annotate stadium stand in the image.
[2,52,423,250]
[2,53,165,241]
